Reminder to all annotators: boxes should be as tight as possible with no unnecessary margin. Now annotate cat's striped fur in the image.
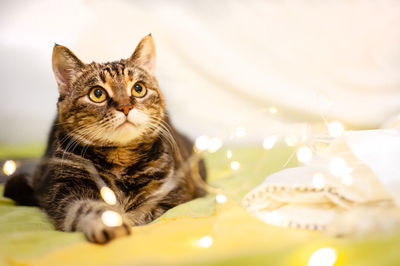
[5,35,206,243]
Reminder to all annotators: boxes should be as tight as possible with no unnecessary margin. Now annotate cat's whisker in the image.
[59,123,104,165]
[147,117,180,158]
[80,126,108,158]
[146,121,173,148]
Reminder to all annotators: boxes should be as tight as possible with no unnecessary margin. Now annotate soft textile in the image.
[1,147,400,265]
[243,129,400,235]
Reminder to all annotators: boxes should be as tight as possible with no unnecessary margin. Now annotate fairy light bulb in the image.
[100,187,117,205]
[265,211,282,226]
[308,247,337,266]
[227,150,232,159]
[3,160,17,176]
[269,107,278,114]
[285,135,298,147]
[230,161,240,170]
[198,235,213,248]
[263,135,278,150]
[195,135,210,151]
[329,156,351,177]
[328,121,344,138]
[312,173,325,189]
[208,137,222,153]
[216,194,227,204]
[101,210,122,227]
[341,173,353,186]
[297,146,313,163]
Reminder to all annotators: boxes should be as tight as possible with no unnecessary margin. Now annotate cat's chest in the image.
[95,144,173,198]
[105,148,142,167]
[101,161,165,196]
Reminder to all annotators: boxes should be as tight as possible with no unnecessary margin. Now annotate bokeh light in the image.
[208,137,223,153]
[285,135,298,147]
[265,210,282,226]
[263,135,278,150]
[235,127,246,137]
[312,173,325,189]
[296,146,313,163]
[328,121,344,138]
[341,173,353,186]
[100,187,117,205]
[3,160,17,176]
[329,156,351,177]
[101,210,123,227]
[195,135,210,151]
[308,247,337,266]
[216,194,227,204]
[269,107,278,114]
[230,161,240,170]
[198,235,213,248]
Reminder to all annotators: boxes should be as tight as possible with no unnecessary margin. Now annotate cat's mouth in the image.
[116,120,135,129]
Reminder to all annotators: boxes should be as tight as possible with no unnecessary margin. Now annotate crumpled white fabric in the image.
[243,128,400,235]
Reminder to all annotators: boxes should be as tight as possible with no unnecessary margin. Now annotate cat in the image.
[4,34,207,244]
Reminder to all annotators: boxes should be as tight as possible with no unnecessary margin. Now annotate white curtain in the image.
[1,0,399,143]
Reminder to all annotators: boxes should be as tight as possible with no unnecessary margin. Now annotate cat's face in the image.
[52,35,165,146]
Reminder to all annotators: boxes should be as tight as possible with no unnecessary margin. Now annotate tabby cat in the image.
[4,35,206,243]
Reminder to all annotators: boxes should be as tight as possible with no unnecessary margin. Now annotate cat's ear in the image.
[129,34,156,74]
[52,44,85,95]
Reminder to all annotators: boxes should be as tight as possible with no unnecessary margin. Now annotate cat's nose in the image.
[118,104,133,116]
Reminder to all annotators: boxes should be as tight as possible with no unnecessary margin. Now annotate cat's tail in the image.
[4,173,38,206]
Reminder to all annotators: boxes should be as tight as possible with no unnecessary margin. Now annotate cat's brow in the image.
[99,71,106,83]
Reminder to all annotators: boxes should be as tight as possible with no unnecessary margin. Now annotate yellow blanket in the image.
[1,147,400,265]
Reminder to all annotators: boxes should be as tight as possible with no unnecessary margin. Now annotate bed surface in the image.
[1,146,399,266]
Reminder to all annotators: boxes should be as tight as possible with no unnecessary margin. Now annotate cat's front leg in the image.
[64,199,131,244]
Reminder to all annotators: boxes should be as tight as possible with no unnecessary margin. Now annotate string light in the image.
[3,160,17,176]
[208,137,222,153]
[101,210,123,227]
[312,173,325,189]
[269,107,278,114]
[263,135,278,150]
[235,127,246,137]
[216,194,227,204]
[230,161,240,170]
[195,135,210,151]
[327,121,344,138]
[308,247,337,266]
[296,146,313,163]
[284,135,298,147]
[227,150,232,159]
[100,187,117,205]
[198,235,213,248]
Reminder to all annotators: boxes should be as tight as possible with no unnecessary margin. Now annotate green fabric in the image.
[1,146,400,265]
[0,144,44,159]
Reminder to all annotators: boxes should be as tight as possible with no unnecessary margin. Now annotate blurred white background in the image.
[1,0,400,144]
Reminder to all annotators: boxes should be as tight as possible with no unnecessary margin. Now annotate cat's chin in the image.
[104,123,145,146]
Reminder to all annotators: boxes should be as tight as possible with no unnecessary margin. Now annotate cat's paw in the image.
[84,220,131,244]
[64,200,132,244]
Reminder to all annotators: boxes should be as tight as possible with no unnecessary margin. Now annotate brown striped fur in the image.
[9,35,206,244]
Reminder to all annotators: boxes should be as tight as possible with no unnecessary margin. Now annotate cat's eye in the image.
[88,87,108,103]
[131,82,147,98]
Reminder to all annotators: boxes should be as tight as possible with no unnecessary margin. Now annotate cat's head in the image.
[52,35,165,147]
